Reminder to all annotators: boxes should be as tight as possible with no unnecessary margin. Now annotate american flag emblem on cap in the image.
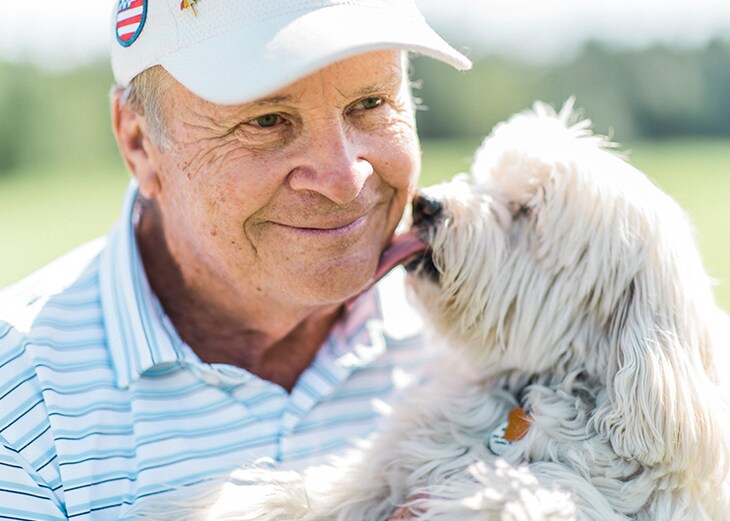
[116,0,147,47]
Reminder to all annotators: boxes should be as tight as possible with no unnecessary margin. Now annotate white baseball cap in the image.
[110,0,472,105]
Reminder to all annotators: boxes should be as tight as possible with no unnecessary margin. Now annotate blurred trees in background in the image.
[1,39,729,176]
[0,62,119,174]
[413,38,730,143]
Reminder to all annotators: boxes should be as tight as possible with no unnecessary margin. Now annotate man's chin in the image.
[286,256,378,306]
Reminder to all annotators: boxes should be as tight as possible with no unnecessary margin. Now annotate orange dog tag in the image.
[504,407,531,441]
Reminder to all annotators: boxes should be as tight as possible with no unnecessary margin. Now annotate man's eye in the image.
[252,114,282,128]
[354,97,383,110]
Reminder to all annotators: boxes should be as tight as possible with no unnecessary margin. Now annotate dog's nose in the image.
[412,193,442,226]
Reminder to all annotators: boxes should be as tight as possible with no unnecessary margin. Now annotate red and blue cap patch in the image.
[116,0,147,47]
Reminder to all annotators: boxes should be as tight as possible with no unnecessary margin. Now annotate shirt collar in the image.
[100,180,189,388]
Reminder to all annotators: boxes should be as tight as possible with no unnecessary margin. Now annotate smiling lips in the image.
[272,214,428,284]
[278,215,367,236]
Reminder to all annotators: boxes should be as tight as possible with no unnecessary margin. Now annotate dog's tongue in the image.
[373,229,428,284]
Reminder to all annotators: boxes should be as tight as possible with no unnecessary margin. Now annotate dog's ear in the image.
[591,264,730,485]
[471,131,554,220]
[470,100,598,220]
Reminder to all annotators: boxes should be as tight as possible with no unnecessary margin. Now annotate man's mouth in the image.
[275,215,366,235]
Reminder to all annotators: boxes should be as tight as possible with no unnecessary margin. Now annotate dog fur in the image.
[132,102,730,520]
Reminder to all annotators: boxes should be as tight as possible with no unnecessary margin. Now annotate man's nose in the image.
[286,121,372,205]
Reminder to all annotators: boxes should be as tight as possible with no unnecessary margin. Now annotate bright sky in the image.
[420,0,730,62]
[2,0,730,69]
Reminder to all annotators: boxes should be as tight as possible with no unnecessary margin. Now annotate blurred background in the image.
[1,0,729,308]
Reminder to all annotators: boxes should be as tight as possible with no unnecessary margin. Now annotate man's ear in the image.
[112,92,161,199]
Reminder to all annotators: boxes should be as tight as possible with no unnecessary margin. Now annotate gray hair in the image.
[116,65,173,148]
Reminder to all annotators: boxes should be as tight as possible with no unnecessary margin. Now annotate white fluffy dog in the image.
[134,103,730,520]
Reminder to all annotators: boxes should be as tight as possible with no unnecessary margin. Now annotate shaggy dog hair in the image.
[132,102,730,520]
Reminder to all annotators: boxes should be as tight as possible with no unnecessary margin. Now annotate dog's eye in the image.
[518,204,531,217]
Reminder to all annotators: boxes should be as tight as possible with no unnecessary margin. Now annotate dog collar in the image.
[487,406,531,456]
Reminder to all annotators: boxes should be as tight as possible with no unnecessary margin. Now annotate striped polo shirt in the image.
[0,181,426,520]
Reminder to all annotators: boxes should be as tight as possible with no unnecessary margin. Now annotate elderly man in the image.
[0,1,469,519]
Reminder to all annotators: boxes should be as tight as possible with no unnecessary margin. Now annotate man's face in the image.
[143,51,420,309]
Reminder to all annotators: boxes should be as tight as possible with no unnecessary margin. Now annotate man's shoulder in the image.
[0,238,107,335]
[0,239,115,519]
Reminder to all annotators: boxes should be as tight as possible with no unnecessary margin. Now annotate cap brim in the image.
[160,4,471,105]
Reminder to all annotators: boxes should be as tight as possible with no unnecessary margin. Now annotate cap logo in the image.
[180,0,199,15]
[116,0,148,47]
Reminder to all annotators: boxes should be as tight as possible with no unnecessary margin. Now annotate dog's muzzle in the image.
[412,193,442,227]
[405,193,441,281]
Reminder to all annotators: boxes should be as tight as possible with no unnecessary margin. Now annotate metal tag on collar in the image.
[487,407,531,456]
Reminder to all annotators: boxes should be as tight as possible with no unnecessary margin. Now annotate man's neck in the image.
[135,200,343,392]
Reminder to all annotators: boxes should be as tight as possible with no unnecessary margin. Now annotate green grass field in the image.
[2,139,729,310]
